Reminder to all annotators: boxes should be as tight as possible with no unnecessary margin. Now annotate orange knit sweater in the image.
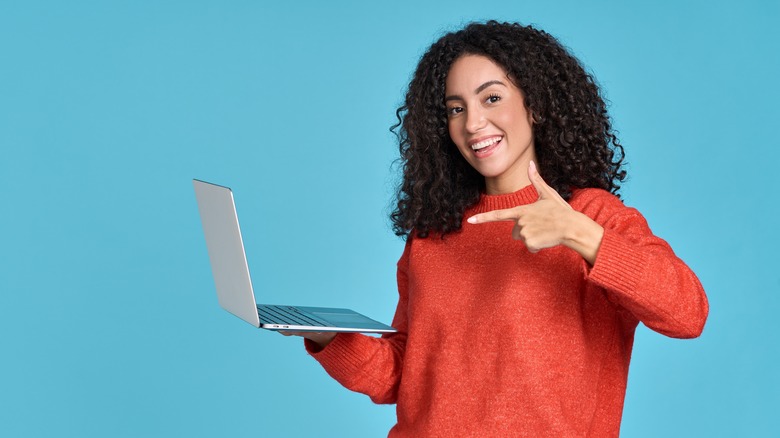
[306,185,709,437]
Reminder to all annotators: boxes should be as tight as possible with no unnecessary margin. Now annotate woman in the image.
[286,21,708,436]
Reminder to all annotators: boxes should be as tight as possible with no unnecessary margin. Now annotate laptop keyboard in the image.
[258,305,331,327]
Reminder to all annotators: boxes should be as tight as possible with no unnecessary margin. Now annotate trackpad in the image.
[311,312,370,325]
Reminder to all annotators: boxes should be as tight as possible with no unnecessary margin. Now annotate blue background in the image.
[1,0,778,436]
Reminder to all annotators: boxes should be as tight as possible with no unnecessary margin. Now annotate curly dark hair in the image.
[390,20,627,239]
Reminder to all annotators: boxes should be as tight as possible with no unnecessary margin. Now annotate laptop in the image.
[193,179,397,334]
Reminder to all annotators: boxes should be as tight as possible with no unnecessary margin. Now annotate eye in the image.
[447,106,463,116]
[486,94,501,104]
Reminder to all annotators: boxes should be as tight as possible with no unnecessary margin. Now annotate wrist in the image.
[564,211,604,265]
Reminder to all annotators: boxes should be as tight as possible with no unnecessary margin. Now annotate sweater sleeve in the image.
[303,241,410,404]
[577,190,709,339]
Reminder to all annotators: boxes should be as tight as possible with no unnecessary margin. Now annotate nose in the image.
[465,107,486,133]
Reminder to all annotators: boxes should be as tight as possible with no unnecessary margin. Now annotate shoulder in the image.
[397,235,414,270]
[568,187,624,211]
[569,188,645,226]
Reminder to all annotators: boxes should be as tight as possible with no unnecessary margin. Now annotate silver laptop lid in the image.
[193,180,260,327]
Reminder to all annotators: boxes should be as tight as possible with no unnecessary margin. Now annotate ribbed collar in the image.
[470,184,539,214]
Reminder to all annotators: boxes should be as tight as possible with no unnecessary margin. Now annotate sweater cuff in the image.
[304,333,377,385]
[588,229,647,295]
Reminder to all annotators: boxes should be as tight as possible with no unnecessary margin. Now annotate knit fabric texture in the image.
[306,185,709,437]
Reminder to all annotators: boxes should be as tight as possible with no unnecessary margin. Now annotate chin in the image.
[472,165,506,179]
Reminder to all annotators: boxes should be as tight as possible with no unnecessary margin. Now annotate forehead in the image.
[445,54,510,92]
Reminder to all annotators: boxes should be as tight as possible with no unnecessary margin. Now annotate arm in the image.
[580,195,709,338]
[301,243,411,404]
[469,162,708,339]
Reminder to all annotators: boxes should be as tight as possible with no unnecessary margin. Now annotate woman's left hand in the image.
[467,161,604,265]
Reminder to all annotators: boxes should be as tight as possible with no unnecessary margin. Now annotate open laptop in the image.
[193,179,397,333]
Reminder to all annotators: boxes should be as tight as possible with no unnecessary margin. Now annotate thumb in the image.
[528,160,551,198]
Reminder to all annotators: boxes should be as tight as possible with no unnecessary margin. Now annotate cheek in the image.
[448,131,474,163]
[447,123,471,157]
[505,112,533,139]
[447,120,459,143]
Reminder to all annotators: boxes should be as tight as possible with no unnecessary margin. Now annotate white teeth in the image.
[471,137,502,150]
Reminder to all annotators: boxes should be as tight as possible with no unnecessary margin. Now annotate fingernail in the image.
[467,216,477,224]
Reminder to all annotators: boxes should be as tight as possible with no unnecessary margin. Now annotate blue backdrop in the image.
[1,0,777,436]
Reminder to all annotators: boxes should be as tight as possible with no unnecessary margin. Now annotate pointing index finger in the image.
[467,207,522,224]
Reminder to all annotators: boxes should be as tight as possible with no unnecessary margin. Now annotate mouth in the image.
[470,136,503,157]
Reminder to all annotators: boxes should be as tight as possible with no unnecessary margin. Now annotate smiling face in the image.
[445,54,536,194]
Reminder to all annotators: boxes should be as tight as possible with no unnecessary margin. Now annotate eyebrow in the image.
[445,80,507,102]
